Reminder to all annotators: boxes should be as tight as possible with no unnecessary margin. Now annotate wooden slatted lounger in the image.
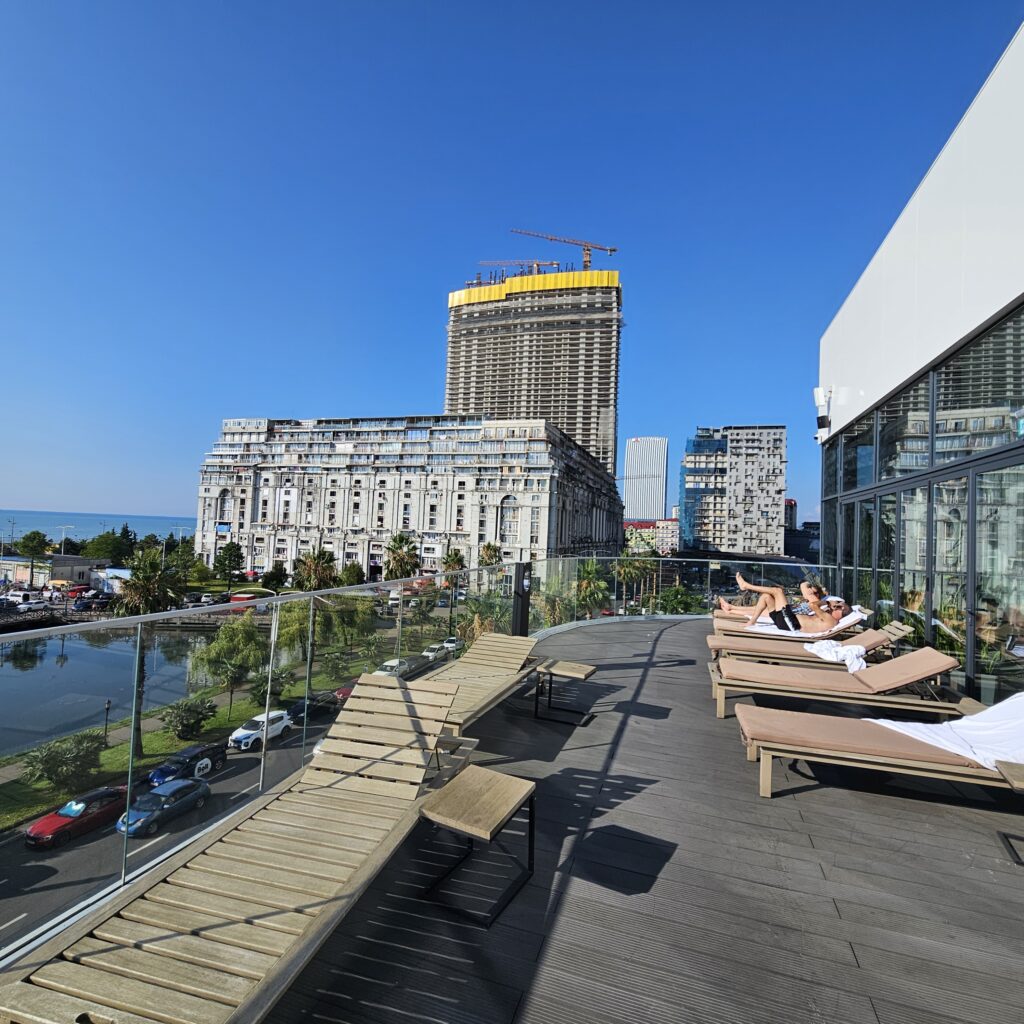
[708,646,986,719]
[0,673,464,1024]
[705,624,912,666]
[733,702,1024,800]
[423,633,541,734]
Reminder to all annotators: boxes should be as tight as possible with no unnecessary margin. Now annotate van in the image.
[387,589,402,609]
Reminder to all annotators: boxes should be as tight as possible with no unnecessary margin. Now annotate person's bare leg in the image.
[744,593,773,625]
[736,572,788,598]
[718,596,742,612]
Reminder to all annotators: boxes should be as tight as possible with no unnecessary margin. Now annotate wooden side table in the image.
[419,765,536,926]
[534,659,596,724]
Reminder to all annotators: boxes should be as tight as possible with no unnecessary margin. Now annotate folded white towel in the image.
[875,692,1024,770]
[803,639,866,672]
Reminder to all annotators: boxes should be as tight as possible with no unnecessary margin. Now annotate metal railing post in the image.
[258,603,280,794]
[120,622,144,887]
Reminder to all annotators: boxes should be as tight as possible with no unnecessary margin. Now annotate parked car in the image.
[286,690,341,724]
[228,710,293,751]
[421,643,449,664]
[181,592,204,608]
[374,654,431,680]
[435,596,450,608]
[15,598,49,613]
[73,595,111,612]
[147,742,228,787]
[24,787,128,849]
[199,593,215,605]
[333,685,354,704]
[116,779,210,837]
[441,636,465,653]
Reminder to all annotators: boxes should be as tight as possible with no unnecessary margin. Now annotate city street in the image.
[0,721,331,956]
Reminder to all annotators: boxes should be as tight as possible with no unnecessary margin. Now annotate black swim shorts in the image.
[769,606,801,632]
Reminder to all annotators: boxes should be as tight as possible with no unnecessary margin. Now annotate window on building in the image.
[841,415,875,491]
[878,377,930,480]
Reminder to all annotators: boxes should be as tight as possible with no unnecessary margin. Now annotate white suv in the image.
[421,643,449,663]
[228,711,293,751]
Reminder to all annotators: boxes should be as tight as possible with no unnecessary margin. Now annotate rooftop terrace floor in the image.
[267,619,1024,1024]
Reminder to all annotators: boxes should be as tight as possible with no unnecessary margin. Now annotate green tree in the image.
[161,696,217,739]
[384,533,419,580]
[250,665,293,710]
[192,560,213,584]
[261,560,289,591]
[478,542,501,568]
[113,549,184,756]
[339,560,365,586]
[21,732,107,791]
[574,559,610,618]
[442,549,466,573]
[360,631,383,666]
[170,542,200,585]
[213,541,245,589]
[138,533,161,551]
[194,611,269,720]
[293,549,340,591]
[18,529,50,585]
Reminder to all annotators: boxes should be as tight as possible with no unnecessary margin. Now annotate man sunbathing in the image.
[719,580,825,618]
[733,573,849,632]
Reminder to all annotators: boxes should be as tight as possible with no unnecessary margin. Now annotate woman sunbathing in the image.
[732,573,849,632]
[719,580,826,618]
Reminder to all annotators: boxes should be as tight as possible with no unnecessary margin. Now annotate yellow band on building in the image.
[448,269,620,308]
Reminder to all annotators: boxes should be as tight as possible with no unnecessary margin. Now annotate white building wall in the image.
[623,437,669,519]
[820,24,1024,434]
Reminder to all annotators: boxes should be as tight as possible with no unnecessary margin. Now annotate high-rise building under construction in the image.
[444,270,622,476]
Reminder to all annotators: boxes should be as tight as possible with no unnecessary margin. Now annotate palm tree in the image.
[574,558,610,618]
[478,542,501,568]
[384,533,420,580]
[442,549,466,574]
[293,549,340,591]
[113,548,184,756]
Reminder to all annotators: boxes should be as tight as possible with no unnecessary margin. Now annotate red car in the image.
[24,786,127,849]
[334,685,354,704]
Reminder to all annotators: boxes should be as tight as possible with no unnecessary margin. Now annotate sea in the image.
[0,508,196,544]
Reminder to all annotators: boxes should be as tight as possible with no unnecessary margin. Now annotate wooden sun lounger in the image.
[708,646,986,719]
[713,606,872,639]
[733,702,1024,799]
[705,623,913,665]
[0,675,466,1024]
[423,633,541,734]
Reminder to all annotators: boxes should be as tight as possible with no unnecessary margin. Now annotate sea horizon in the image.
[0,508,196,543]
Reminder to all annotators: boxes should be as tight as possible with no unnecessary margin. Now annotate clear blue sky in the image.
[2,2,1022,523]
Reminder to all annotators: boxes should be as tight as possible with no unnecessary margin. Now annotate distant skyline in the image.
[2,3,1023,521]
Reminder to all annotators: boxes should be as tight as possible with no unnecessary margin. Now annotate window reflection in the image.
[842,416,875,490]
[879,378,930,479]
[932,478,968,681]
[935,308,1024,465]
[822,439,839,497]
[899,486,928,650]
[974,466,1024,701]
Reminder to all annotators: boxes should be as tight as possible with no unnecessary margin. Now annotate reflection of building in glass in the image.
[817,27,1024,701]
[680,426,786,554]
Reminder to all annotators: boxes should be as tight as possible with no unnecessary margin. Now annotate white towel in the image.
[875,692,1024,770]
[744,606,868,640]
[803,640,866,672]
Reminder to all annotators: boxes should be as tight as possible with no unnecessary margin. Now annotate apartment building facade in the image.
[680,425,786,555]
[818,25,1024,703]
[444,270,622,476]
[195,415,623,580]
[622,436,668,519]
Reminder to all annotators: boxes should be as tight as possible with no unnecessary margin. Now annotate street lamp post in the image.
[57,525,75,555]
[103,699,112,742]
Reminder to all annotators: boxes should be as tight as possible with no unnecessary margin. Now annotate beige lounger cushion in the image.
[706,629,892,657]
[718,646,958,695]
[734,704,983,767]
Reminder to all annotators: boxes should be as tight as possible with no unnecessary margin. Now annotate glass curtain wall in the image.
[825,301,1024,700]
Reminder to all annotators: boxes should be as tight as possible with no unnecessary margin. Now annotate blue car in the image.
[147,742,227,787]
[116,779,210,837]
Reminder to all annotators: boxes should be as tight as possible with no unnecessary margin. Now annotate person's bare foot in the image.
[717,597,732,611]
[735,572,749,591]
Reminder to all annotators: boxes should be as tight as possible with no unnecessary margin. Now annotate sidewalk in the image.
[0,687,239,786]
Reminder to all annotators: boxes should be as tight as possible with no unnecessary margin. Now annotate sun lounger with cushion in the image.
[734,700,1024,799]
[0,675,469,1024]
[709,646,985,718]
[706,625,911,666]
[714,606,870,640]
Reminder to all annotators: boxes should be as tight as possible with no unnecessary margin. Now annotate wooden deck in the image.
[266,619,1024,1024]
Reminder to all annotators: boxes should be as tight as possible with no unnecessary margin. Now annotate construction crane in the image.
[510,229,618,270]
[479,259,560,275]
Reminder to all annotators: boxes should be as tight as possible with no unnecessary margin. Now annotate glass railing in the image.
[528,557,838,631]
[0,563,507,961]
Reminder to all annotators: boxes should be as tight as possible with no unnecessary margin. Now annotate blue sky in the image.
[2,2,1022,523]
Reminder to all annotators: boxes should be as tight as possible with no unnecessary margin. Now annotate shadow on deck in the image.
[267,619,1024,1024]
